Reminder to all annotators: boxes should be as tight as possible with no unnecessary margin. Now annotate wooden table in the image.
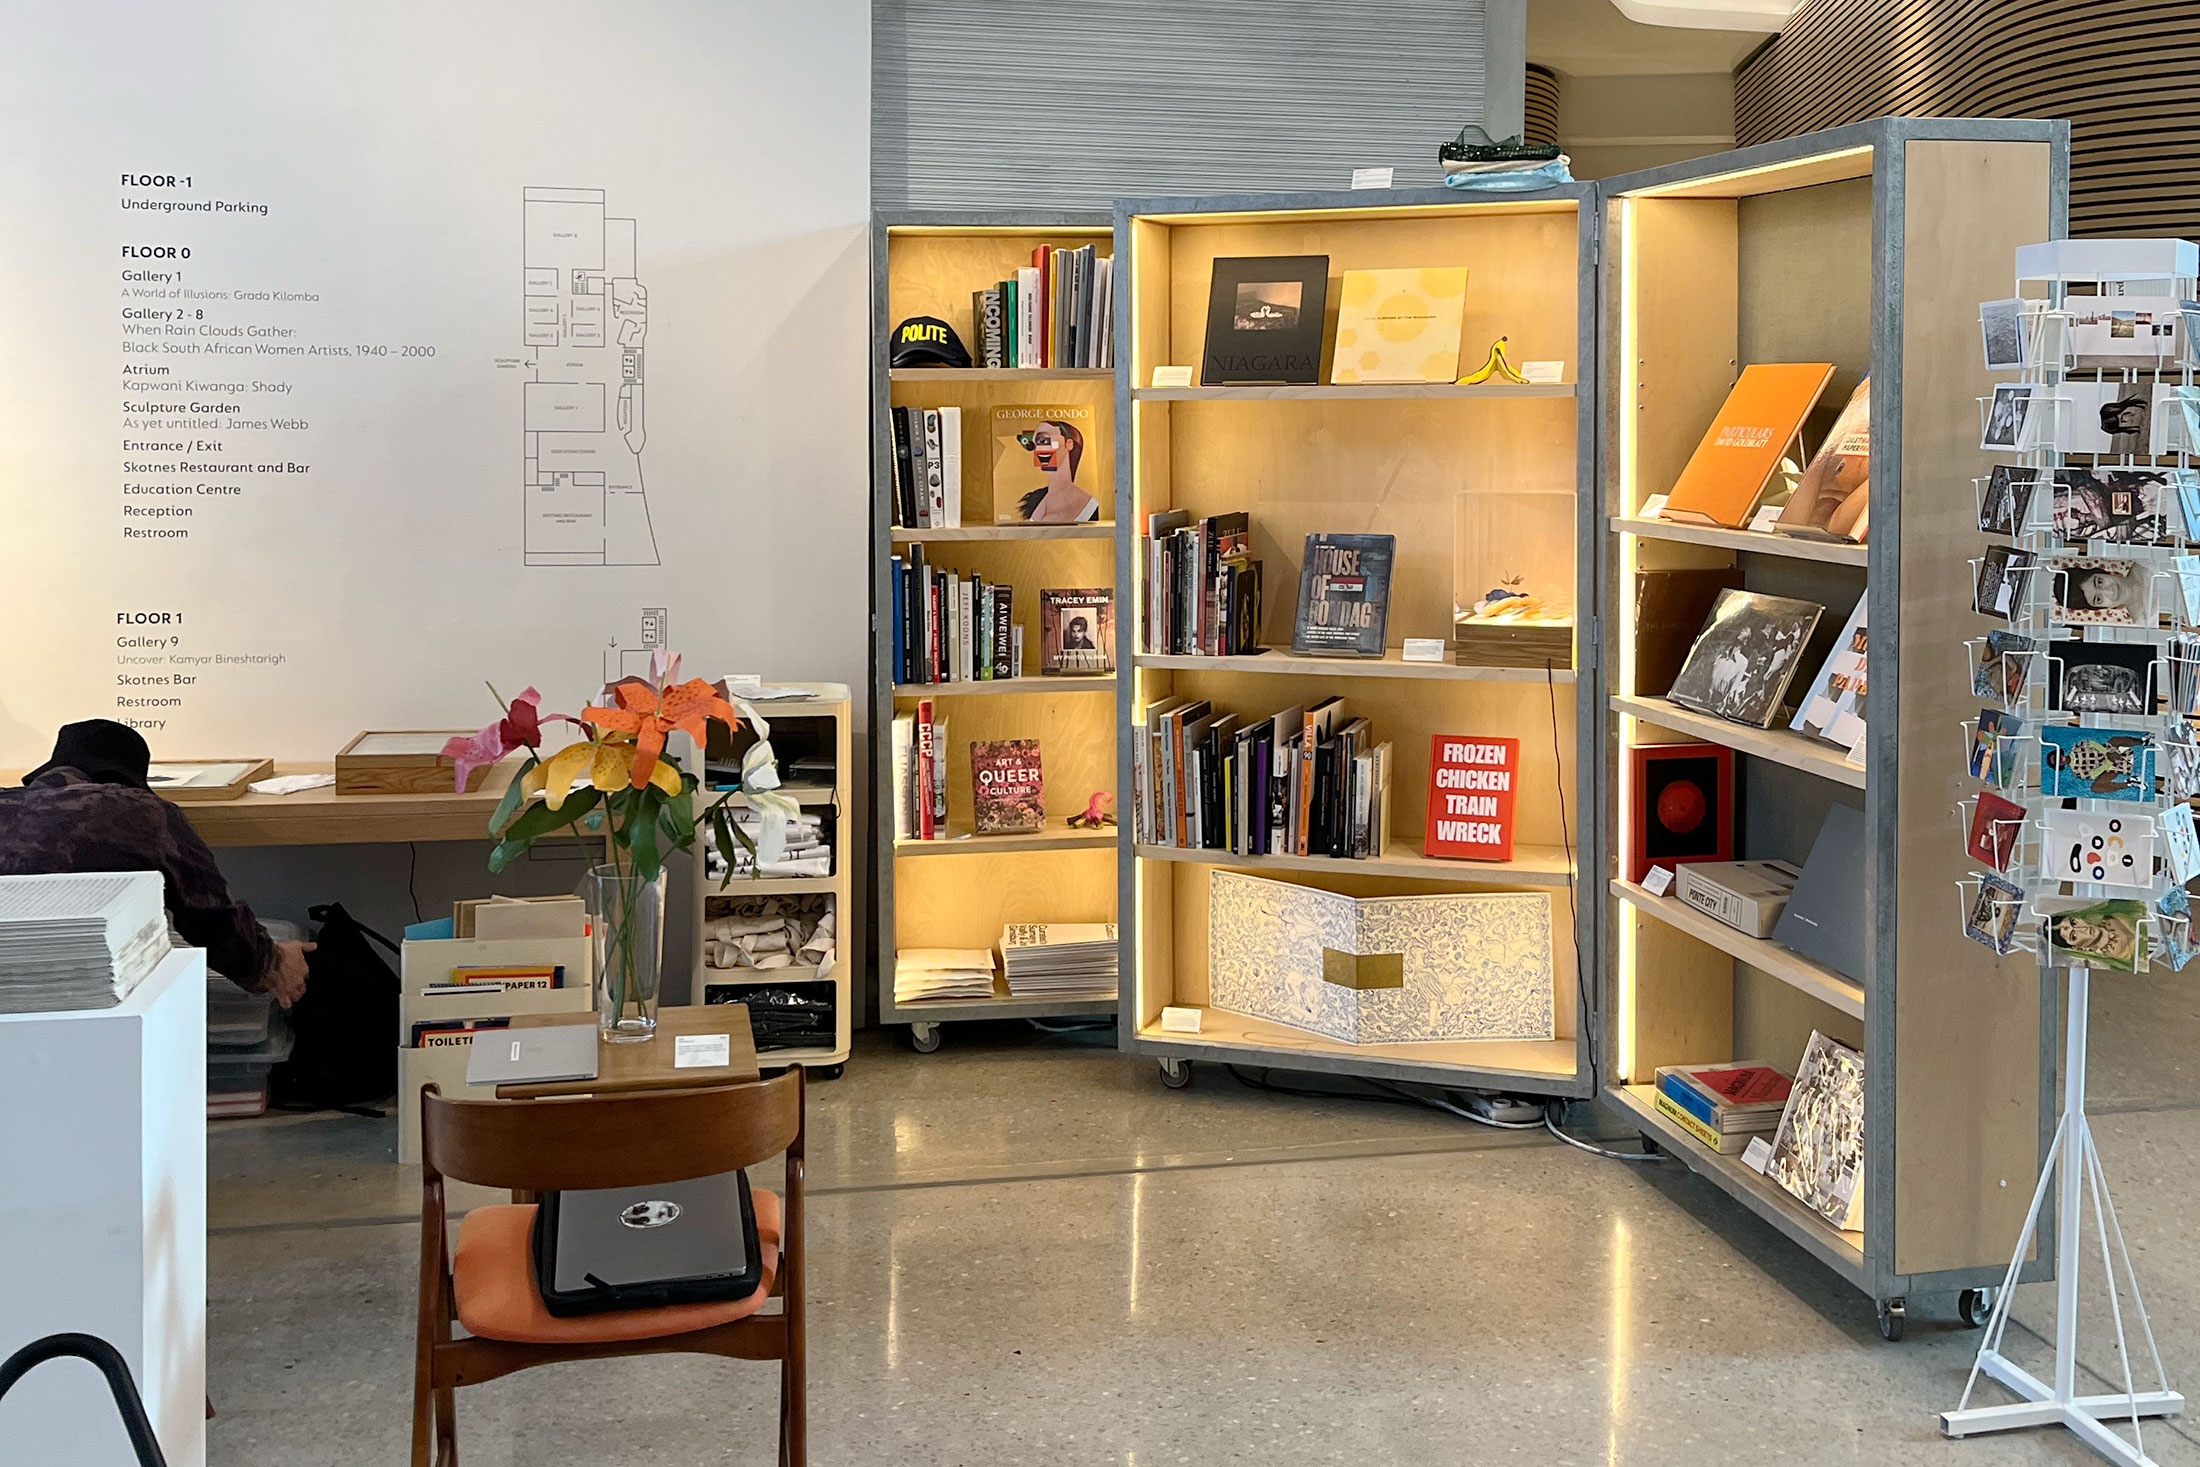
[496,1004,760,1099]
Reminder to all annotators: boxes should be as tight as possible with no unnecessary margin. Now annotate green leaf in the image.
[487,754,538,836]
[628,802,664,884]
[499,785,598,847]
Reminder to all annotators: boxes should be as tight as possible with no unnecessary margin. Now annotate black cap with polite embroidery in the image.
[889,315,972,368]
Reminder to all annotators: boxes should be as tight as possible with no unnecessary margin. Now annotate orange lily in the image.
[581,676,741,789]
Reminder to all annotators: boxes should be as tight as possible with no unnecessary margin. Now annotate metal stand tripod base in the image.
[1942,967,2181,1467]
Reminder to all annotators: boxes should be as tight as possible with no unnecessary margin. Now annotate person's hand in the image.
[266,940,315,1008]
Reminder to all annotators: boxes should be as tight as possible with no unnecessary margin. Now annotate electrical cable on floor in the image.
[406,841,423,923]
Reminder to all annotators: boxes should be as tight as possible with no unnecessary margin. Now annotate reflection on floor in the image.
[208,1011,2200,1466]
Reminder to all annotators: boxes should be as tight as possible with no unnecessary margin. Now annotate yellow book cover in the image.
[991,403,1099,524]
[1661,362,1836,528]
[1330,268,1469,384]
[1652,1088,1745,1155]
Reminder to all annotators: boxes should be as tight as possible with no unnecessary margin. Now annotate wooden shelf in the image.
[889,988,1119,1022]
[1611,695,1866,790]
[1135,840,1572,888]
[1612,879,1865,1020]
[700,784,836,807]
[892,523,1115,543]
[1605,1085,1866,1285]
[1133,381,1575,402]
[894,675,1116,698]
[897,820,1117,857]
[1612,516,1869,567]
[1136,647,1574,683]
[891,367,1113,382]
[703,872,839,895]
[1134,1007,1580,1085]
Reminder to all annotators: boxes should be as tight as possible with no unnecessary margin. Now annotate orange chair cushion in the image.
[452,1188,781,1345]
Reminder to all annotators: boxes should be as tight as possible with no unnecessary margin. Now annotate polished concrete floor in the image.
[207,1006,2200,1466]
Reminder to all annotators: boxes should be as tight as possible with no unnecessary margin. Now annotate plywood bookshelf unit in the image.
[1115,185,1599,1093]
[870,212,1122,1049]
[1597,119,2068,1330]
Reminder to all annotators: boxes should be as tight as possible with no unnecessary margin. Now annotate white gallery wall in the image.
[0,2,871,768]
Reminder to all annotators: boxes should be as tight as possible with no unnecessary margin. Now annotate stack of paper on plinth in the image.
[894,948,996,1003]
[999,923,1118,997]
[0,871,170,1013]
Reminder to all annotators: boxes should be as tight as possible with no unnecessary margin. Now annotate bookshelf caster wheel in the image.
[909,1023,942,1054]
[810,1064,845,1081]
[1877,1299,1907,1342]
[1638,1134,1662,1157]
[1958,1287,1994,1329]
[1159,1058,1194,1089]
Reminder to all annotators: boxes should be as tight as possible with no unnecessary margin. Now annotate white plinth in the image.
[0,949,206,1467]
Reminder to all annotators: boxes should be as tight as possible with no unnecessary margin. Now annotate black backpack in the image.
[271,903,400,1110]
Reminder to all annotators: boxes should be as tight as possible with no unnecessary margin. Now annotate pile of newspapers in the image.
[0,871,170,1013]
[998,922,1117,998]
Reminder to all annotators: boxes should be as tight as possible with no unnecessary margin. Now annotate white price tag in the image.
[1519,360,1565,384]
[1349,166,1395,190]
[1401,638,1447,663]
[1639,493,1669,520]
[725,674,763,692]
[1749,502,1786,533]
[1741,1136,1774,1174]
[1150,365,1194,388]
[1642,865,1676,896]
[674,1033,732,1070]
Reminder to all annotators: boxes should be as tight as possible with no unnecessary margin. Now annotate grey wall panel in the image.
[875,0,1509,209]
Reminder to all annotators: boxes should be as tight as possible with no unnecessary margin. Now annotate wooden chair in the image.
[413,1072,806,1467]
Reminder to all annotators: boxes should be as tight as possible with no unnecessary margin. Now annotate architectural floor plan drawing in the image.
[522,186,659,566]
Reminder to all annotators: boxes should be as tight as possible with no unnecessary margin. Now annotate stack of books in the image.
[972,243,1114,370]
[890,544,1020,685]
[0,871,169,1014]
[891,702,950,841]
[1141,509,1262,656]
[888,405,963,529]
[894,948,996,1003]
[999,923,1118,997]
[1651,1061,1794,1156]
[1135,696,1392,860]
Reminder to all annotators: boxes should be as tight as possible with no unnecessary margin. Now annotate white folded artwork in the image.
[2041,808,2154,890]
[893,947,995,1003]
[0,871,170,1014]
[1206,871,1553,1045]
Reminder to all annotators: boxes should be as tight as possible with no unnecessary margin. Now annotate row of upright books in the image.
[890,545,1020,685]
[889,702,950,840]
[1141,508,1263,656]
[1135,696,1394,859]
[888,405,964,529]
[972,244,1115,370]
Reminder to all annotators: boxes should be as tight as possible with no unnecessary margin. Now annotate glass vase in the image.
[585,862,666,1042]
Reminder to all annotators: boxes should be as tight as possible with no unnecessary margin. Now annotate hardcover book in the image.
[1766,1031,1866,1231]
[1626,742,1733,884]
[1423,734,1517,862]
[1666,589,1824,728]
[1660,363,1836,529]
[969,739,1045,835]
[1292,533,1396,657]
[1200,255,1330,385]
[1328,267,1469,384]
[1038,588,1114,675]
[1774,375,1870,541]
[990,404,1099,525]
[1788,598,1867,752]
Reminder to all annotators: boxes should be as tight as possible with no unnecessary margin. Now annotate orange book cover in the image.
[1660,363,1835,528]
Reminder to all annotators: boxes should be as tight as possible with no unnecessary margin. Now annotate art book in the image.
[1200,255,1330,385]
[1292,534,1395,657]
[2037,725,2153,802]
[1666,589,1824,729]
[1328,267,1469,384]
[1775,375,1870,541]
[1038,588,1114,675]
[990,404,1099,525]
[1766,1030,1866,1232]
[1789,598,1867,753]
[1967,790,2027,873]
[1659,362,1835,529]
[1423,735,1518,862]
[969,739,1045,835]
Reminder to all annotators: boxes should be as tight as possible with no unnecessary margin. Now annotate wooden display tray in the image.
[335,730,497,795]
[147,757,274,803]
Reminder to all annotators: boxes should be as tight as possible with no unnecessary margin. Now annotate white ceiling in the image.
[1528,0,1775,76]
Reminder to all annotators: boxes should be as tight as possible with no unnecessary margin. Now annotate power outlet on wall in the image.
[640,608,668,648]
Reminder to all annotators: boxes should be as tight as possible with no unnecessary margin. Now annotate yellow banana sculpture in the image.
[1458,335,1528,386]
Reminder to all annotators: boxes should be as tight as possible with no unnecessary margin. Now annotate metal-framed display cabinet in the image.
[1112,184,1602,1095]
[1595,118,2071,1334]
[868,210,1123,1051]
